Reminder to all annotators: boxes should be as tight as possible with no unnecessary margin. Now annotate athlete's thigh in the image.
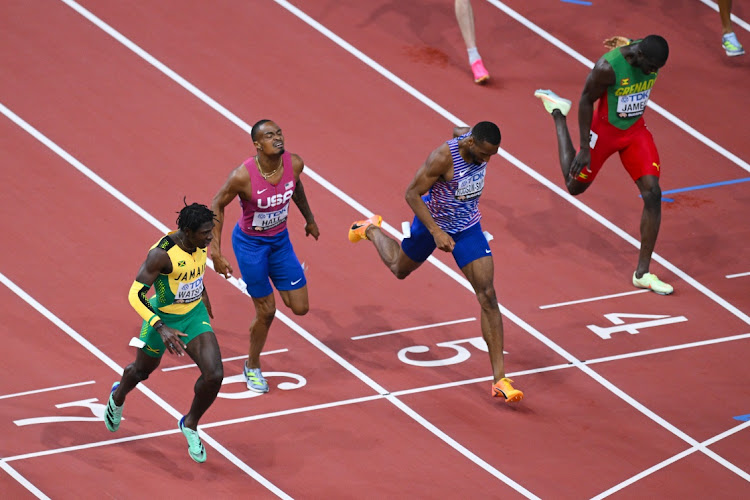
[619,125,661,182]
[401,216,437,266]
[185,330,222,373]
[267,232,306,292]
[232,224,273,297]
[451,222,491,269]
[278,285,308,311]
[133,346,163,373]
[579,120,620,184]
[461,254,496,295]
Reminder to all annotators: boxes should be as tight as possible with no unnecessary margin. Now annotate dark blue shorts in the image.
[232,224,306,298]
[401,217,491,269]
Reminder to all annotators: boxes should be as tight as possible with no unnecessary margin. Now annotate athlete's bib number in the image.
[617,89,651,118]
[175,277,203,303]
[454,172,485,201]
[251,205,289,232]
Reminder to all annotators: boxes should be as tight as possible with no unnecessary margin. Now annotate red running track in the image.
[1,0,749,498]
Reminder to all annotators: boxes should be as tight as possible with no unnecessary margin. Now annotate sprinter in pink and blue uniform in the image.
[211,120,319,394]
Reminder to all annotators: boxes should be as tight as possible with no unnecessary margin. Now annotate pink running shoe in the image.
[471,59,490,84]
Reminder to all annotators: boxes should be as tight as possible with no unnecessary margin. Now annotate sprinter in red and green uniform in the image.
[534,35,673,295]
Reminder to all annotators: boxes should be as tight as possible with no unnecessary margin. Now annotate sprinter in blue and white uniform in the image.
[348,122,523,403]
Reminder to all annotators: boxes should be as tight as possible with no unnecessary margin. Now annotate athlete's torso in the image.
[425,133,485,233]
[151,234,207,315]
[597,45,658,130]
[238,151,296,237]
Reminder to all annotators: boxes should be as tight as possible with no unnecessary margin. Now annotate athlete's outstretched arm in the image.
[570,59,615,179]
[210,166,248,278]
[405,145,454,252]
[291,154,319,240]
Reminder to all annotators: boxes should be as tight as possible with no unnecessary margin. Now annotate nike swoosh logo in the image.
[485,249,491,254]
[202,321,211,326]
[291,278,302,285]
[257,188,268,194]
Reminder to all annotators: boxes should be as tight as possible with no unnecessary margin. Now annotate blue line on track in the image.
[661,177,750,196]
[638,177,750,202]
[733,414,750,422]
[560,0,592,5]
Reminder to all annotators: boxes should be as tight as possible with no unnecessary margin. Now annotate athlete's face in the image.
[636,50,665,75]
[469,138,499,164]
[253,122,285,155]
[186,221,215,249]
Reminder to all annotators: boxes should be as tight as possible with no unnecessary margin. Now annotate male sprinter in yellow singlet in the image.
[534,35,673,295]
[104,202,222,464]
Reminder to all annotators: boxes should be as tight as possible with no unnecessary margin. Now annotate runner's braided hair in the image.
[176,199,216,232]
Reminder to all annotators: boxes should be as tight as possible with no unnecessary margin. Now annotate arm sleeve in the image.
[128,281,161,326]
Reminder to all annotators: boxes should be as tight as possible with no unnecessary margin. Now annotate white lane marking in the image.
[0,461,49,499]
[352,317,476,340]
[540,289,650,309]
[0,381,95,400]
[162,349,289,372]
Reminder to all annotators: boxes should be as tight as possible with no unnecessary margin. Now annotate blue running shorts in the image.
[401,217,491,269]
[232,224,306,298]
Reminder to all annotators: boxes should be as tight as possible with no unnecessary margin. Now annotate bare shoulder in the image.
[226,162,251,188]
[591,56,616,85]
[453,126,470,138]
[290,153,305,177]
[214,162,251,205]
[424,142,452,175]
[144,245,171,273]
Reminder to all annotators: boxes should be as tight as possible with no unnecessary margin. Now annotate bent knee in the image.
[567,180,589,196]
[204,365,224,386]
[132,368,152,382]
[255,308,276,324]
[392,267,412,280]
[641,187,662,205]
[291,303,309,316]
[475,288,499,309]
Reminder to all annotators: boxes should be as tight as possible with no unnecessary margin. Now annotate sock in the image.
[467,47,481,65]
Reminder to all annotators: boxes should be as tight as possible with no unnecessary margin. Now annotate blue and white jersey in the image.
[424,132,485,233]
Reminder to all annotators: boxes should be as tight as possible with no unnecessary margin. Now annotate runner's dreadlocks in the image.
[176,200,216,232]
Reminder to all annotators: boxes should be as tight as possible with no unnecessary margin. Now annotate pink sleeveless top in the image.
[238,151,296,237]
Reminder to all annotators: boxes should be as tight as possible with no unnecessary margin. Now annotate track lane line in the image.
[0,381,95,400]
[0,460,49,499]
